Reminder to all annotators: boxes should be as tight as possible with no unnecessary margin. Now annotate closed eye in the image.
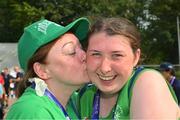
[69,51,76,55]
[88,50,102,57]
[112,54,123,57]
[111,53,124,60]
[91,52,101,56]
[62,42,76,56]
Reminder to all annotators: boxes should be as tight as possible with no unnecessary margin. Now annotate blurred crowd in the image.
[0,66,24,119]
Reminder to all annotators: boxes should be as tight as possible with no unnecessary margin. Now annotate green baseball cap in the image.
[18,17,89,71]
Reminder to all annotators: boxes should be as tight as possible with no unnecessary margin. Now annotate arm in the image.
[12,73,23,82]
[130,70,180,119]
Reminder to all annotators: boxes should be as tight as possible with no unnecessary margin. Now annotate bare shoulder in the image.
[133,69,168,91]
[133,69,170,100]
[137,69,164,83]
[134,69,172,98]
[130,69,180,119]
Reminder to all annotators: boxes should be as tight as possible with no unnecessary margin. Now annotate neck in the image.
[99,92,118,117]
[46,80,77,108]
[49,88,73,108]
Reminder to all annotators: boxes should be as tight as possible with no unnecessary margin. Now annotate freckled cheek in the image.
[113,63,133,80]
[111,62,128,73]
[86,57,101,72]
[111,63,122,73]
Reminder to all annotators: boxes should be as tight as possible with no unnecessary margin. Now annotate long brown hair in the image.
[17,40,57,97]
[88,17,141,53]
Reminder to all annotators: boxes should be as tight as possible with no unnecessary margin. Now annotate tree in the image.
[0,0,180,64]
[144,0,180,64]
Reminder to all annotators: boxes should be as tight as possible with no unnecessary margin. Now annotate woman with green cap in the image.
[5,17,90,119]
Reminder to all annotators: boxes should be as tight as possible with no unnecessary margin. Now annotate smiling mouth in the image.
[97,74,117,81]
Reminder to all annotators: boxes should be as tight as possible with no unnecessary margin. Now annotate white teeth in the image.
[98,75,114,81]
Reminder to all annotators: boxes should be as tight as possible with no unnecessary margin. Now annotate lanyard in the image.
[92,90,116,120]
[31,82,71,120]
[170,76,176,85]
[44,89,71,120]
[92,90,100,119]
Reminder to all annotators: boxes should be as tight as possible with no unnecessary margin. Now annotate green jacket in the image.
[5,87,67,119]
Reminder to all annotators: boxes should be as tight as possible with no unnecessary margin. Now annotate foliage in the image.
[144,0,180,64]
[176,70,180,78]
[0,0,180,64]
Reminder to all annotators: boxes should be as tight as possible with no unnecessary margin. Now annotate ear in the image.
[133,48,141,67]
[33,62,49,80]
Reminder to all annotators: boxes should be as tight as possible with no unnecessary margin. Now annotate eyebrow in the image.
[62,41,73,48]
[112,51,122,53]
[88,50,100,52]
[88,50,122,53]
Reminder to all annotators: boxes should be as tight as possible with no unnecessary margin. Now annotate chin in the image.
[69,85,82,91]
[100,86,118,94]
[74,83,85,88]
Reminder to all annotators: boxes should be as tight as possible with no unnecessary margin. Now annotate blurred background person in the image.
[0,73,5,98]
[11,66,24,98]
[0,72,5,119]
[1,67,14,97]
[160,62,180,105]
[13,66,24,82]
[13,66,24,88]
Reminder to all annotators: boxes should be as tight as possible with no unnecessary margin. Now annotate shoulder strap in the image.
[79,83,94,98]
[128,66,144,99]
[68,83,94,119]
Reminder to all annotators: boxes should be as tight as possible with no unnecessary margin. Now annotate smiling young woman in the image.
[68,17,180,120]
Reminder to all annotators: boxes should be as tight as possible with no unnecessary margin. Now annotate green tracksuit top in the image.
[67,67,178,120]
[5,87,68,120]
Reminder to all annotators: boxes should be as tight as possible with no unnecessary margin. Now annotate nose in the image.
[78,48,86,62]
[100,57,112,74]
